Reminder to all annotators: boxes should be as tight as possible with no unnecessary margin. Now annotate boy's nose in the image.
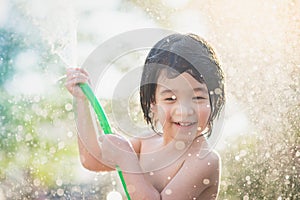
[174,103,194,116]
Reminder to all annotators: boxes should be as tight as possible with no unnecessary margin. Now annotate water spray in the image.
[54,22,131,199]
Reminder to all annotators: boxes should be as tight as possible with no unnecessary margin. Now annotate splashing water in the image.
[1,0,299,200]
[106,191,122,200]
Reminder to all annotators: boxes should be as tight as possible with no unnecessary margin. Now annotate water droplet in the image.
[175,141,185,150]
[25,133,33,141]
[33,95,40,102]
[50,147,56,154]
[67,131,73,138]
[58,141,65,149]
[240,150,247,157]
[165,189,172,195]
[33,179,40,187]
[56,179,63,186]
[149,172,154,176]
[18,125,23,131]
[243,195,249,200]
[265,152,270,158]
[65,103,73,111]
[16,134,22,142]
[167,176,171,180]
[214,88,222,95]
[40,156,48,165]
[106,191,122,200]
[188,153,192,157]
[127,184,136,193]
[68,112,75,120]
[203,178,210,185]
[285,175,289,179]
[57,188,64,196]
[197,127,202,131]
[245,176,250,181]
[24,114,31,121]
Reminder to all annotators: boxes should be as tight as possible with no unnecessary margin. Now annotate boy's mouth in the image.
[174,122,197,127]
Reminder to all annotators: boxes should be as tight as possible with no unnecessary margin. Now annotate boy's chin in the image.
[172,131,198,142]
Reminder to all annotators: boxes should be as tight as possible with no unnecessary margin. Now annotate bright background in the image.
[0,0,299,199]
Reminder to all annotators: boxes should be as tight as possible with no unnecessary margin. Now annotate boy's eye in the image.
[193,96,207,100]
[165,98,175,101]
[165,95,176,101]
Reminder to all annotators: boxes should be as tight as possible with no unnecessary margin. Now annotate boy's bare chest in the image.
[139,140,188,192]
[140,154,185,192]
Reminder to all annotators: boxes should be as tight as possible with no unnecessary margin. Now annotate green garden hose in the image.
[79,83,131,200]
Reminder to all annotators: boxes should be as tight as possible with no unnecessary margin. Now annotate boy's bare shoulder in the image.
[201,149,221,164]
[185,145,221,176]
[129,133,160,155]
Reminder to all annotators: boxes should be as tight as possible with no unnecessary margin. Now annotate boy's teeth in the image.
[178,122,193,126]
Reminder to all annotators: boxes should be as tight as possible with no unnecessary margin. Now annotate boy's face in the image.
[152,72,211,141]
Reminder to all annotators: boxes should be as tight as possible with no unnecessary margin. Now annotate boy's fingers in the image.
[66,73,89,83]
[66,68,76,74]
[79,68,89,77]
[65,78,84,87]
[68,74,88,82]
[66,68,91,85]
[66,67,88,74]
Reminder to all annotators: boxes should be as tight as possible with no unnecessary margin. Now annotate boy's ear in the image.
[150,103,157,113]
[150,103,155,108]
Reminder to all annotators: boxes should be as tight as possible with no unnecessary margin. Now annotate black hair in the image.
[140,33,225,137]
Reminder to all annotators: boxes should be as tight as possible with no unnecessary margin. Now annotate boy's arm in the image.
[65,68,113,171]
[160,150,220,200]
[76,98,114,171]
[100,135,161,200]
[77,101,161,199]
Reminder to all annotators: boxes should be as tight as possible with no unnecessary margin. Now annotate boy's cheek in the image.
[157,107,168,120]
[153,104,168,116]
[197,105,211,121]
[197,103,211,112]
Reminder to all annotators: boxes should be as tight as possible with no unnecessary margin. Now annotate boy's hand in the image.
[65,68,90,100]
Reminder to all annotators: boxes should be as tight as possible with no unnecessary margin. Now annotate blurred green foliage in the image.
[0,4,82,199]
[0,29,21,85]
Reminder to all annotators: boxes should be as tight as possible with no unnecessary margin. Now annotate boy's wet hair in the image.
[140,33,225,137]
